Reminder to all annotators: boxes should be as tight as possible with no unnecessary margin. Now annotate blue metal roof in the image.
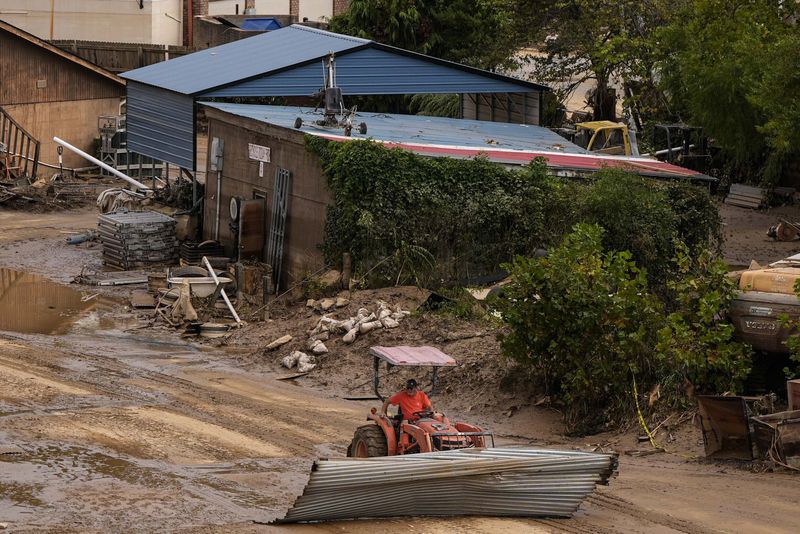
[121,25,547,97]
[122,25,367,95]
[240,17,282,31]
[201,102,585,154]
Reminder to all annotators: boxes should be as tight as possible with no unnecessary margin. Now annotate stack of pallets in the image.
[725,183,764,209]
[179,241,226,264]
[98,211,177,270]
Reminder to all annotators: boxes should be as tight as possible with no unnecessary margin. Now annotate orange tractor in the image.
[347,346,494,457]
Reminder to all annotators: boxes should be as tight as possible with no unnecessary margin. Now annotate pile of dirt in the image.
[221,286,528,421]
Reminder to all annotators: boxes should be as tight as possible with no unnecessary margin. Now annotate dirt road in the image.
[1,208,799,533]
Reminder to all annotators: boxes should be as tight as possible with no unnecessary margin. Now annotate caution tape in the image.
[631,373,660,450]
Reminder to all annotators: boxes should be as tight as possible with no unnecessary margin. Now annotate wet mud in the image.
[0,267,97,335]
[2,210,800,533]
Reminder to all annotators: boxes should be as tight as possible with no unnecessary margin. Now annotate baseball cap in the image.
[405,378,418,389]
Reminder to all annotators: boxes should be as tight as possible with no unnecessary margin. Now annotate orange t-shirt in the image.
[388,390,432,418]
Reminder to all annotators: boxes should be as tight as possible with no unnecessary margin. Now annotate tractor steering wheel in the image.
[412,409,434,419]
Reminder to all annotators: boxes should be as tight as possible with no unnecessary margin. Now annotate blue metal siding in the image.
[127,82,195,169]
[203,47,534,97]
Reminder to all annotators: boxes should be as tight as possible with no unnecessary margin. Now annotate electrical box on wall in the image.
[210,137,224,172]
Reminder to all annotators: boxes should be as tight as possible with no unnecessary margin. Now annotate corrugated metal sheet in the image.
[121,25,546,97]
[201,102,580,154]
[205,47,537,97]
[201,103,714,181]
[126,81,194,169]
[278,447,618,522]
[370,346,457,366]
[122,25,368,95]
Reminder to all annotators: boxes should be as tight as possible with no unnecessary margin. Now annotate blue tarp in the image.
[241,18,282,31]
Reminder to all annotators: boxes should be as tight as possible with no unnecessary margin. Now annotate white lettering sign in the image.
[248,143,271,163]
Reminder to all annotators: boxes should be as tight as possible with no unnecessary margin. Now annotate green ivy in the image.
[307,136,721,289]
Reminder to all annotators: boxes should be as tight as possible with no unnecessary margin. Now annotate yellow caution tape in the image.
[632,373,660,450]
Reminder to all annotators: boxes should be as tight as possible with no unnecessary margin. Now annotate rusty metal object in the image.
[752,410,800,468]
[696,396,754,460]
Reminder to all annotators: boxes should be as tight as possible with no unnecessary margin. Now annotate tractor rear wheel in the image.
[347,424,388,457]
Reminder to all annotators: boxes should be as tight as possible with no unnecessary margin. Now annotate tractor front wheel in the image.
[347,424,388,457]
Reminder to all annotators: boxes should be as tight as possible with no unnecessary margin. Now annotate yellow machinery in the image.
[574,121,637,156]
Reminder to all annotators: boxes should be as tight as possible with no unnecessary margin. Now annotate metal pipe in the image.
[214,171,221,240]
[203,256,241,325]
[53,136,152,192]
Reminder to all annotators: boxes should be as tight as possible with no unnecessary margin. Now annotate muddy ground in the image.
[1,203,799,533]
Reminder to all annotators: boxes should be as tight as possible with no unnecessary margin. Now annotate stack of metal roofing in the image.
[278,447,618,522]
[98,211,177,270]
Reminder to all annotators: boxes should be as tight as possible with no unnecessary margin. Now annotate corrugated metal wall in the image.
[461,92,541,125]
[0,31,124,106]
[126,81,194,169]
[203,47,536,97]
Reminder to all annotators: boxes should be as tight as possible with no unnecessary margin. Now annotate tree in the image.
[329,0,524,70]
[507,0,677,123]
[654,0,800,181]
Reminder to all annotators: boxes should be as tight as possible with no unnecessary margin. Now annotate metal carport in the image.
[120,24,548,173]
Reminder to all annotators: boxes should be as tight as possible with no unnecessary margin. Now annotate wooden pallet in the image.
[725,183,764,209]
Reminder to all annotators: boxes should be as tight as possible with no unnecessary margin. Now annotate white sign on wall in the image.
[248,143,271,163]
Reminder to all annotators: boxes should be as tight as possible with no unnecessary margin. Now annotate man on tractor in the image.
[381,378,434,421]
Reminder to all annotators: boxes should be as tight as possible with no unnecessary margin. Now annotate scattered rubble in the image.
[306,300,410,350]
[266,335,293,351]
[767,220,800,241]
[282,350,317,373]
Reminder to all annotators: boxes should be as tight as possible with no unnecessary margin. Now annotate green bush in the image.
[655,243,751,398]
[580,171,679,288]
[498,224,661,434]
[498,225,750,435]
[777,280,800,379]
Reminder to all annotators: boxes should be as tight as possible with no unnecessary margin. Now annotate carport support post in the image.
[262,274,270,320]
[431,367,439,396]
[373,355,381,400]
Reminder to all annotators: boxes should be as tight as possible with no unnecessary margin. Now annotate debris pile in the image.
[767,219,800,241]
[97,210,177,270]
[96,188,146,213]
[282,350,317,373]
[697,392,800,467]
[725,183,764,209]
[307,300,411,347]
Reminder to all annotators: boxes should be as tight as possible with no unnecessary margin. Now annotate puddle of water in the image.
[0,268,97,335]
